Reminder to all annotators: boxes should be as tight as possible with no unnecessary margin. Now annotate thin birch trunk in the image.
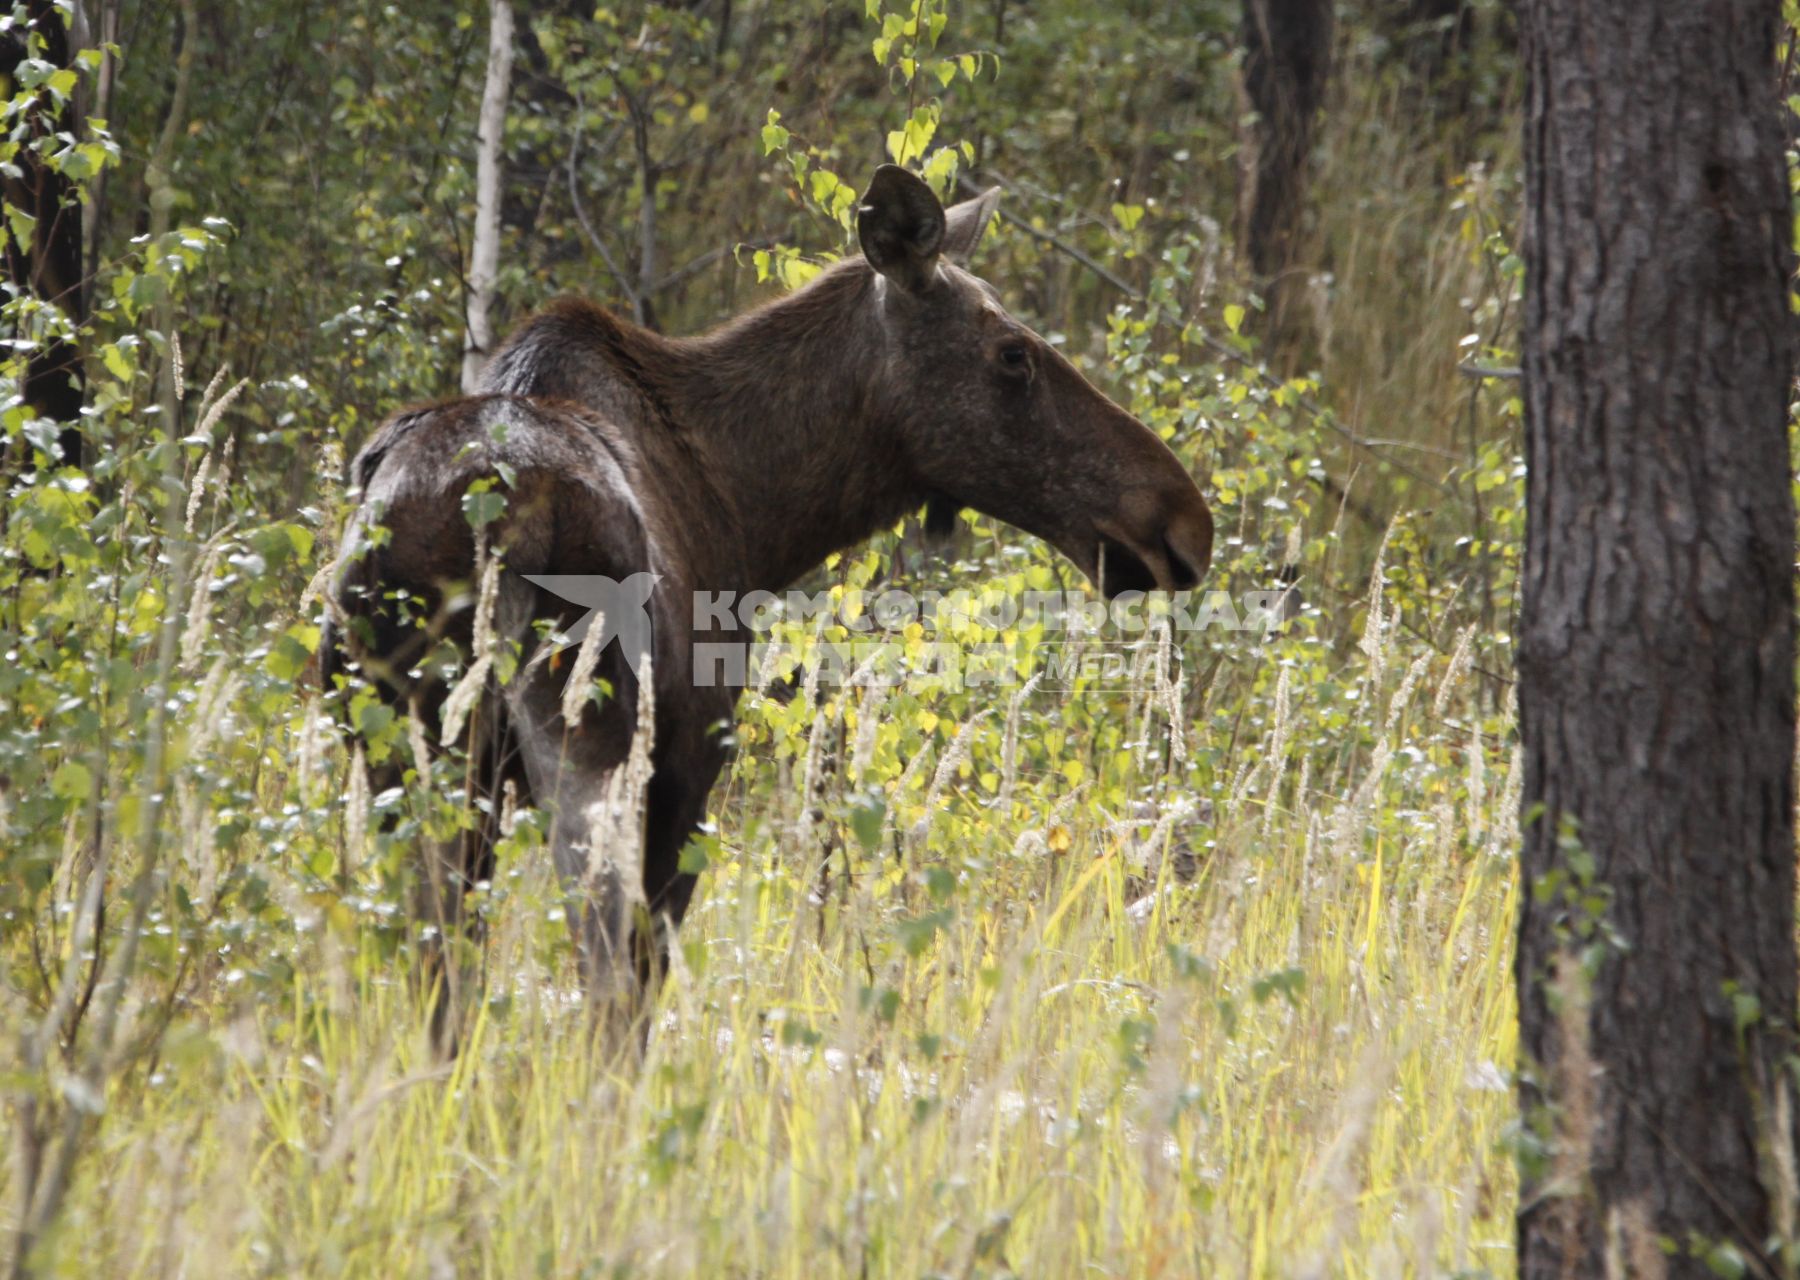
[462,0,515,393]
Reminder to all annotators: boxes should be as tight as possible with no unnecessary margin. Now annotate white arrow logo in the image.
[520,572,661,676]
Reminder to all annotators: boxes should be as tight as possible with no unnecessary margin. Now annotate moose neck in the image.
[648,263,921,595]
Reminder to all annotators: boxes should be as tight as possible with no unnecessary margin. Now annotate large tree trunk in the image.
[1237,0,1333,354]
[1515,3,1798,1276]
[1,0,87,467]
[462,0,515,393]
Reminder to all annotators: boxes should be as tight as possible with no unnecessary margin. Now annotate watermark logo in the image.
[519,577,1299,690]
[522,572,660,676]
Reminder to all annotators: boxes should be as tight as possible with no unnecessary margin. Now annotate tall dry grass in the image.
[3,536,1520,1276]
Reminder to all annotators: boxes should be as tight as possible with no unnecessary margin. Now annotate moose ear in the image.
[942,186,1001,263]
[858,164,947,294]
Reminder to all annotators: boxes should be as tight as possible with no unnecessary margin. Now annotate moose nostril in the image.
[1163,533,1202,591]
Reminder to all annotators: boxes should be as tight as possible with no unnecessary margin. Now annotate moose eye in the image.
[997,342,1030,371]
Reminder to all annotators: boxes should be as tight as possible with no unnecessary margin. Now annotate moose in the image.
[324,165,1213,1046]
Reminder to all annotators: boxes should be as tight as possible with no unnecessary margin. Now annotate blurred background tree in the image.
[25,0,1524,575]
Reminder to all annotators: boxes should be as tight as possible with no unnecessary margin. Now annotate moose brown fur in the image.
[324,166,1213,1042]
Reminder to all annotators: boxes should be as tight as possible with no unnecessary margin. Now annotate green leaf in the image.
[51,761,94,802]
[1224,304,1246,335]
[896,907,953,957]
[868,985,901,1022]
[354,698,395,740]
[1251,966,1306,1007]
[285,524,315,562]
[849,792,885,850]
[922,146,959,188]
[886,107,938,166]
[777,256,821,290]
[760,109,789,155]
[1702,1241,1747,1279]
[778,1017,822,1048]
[6,203,35,256]
[100,342,133,382]
[265,624,320,682]
[461,477,506,530]
[677,838,712,875]
[1111,202,1144,232]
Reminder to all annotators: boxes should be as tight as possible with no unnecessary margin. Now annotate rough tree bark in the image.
[1516,2,1798,1277]
[1,0,88,467]
[1237,0,1333,353]
[462,0,515,394]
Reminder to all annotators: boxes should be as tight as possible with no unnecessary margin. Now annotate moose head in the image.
[853,164,1213,597]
